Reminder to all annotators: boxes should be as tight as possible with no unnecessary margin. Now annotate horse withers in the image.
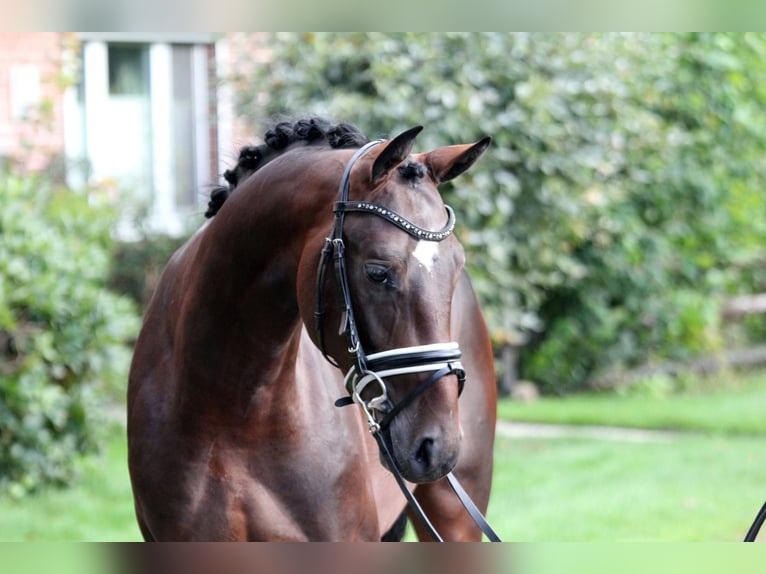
[127,120,497,541]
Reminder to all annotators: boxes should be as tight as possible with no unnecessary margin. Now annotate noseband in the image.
[314,141,501,542]
[314,140,466,434]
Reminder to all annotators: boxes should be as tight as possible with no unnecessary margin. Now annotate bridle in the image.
[314,140,501,542]
[314,140,467,433]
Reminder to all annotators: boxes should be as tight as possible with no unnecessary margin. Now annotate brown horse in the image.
[127,120,497,541]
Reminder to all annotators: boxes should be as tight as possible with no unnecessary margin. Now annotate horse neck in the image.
[174,149,343,411]
[209,147,344,301]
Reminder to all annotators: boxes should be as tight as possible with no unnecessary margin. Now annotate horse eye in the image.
[365,263,391,285]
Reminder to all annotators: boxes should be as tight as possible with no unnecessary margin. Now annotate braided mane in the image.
[205,118,369,218]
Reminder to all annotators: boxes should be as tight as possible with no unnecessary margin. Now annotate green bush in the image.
[0,171,140,497]
[110,235,187,310]
[233,33,766,392]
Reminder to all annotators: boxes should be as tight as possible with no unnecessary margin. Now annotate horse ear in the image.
[426,136,492,183]
[370,125,424,185]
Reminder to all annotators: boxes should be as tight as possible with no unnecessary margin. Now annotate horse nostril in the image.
[415,437,435,469]
[404,434,459,482]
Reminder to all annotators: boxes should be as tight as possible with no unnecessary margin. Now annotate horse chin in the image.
[402,456,459,484]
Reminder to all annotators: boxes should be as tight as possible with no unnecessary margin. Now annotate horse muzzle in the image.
[390,394,463,483]
[336,342,465,483]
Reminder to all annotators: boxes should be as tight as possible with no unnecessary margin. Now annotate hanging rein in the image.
[314,141,501,542]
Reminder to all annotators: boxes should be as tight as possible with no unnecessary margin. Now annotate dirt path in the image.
[496,420,680,442]
[110,403,680,443]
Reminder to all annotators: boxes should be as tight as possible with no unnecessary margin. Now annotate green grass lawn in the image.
[487,434,766,541]
[2,370,765,541]
[0,425,142,542]
[497,369,766,435]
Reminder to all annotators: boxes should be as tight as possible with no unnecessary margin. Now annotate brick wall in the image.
[0,32,66,171]
[220,33,271,152]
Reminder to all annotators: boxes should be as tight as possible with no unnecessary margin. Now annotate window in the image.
[172,44,197,209]
[108,45,149,96]
[71,36,215,236]
[10,64,41,120]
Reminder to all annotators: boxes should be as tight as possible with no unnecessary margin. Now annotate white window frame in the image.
[65,34,215,237]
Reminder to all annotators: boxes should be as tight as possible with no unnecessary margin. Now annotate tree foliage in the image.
[231,33,766,392]
[0,172,140,496]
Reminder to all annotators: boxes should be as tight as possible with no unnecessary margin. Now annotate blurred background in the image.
[1,32,765,541]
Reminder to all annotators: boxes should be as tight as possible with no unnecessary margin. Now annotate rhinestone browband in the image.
[333,201,456,242]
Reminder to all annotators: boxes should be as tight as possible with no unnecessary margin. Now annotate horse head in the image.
[299,127,491,484]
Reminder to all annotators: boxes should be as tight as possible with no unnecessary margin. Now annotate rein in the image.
[314,141,501,542]
[745,500,766,542]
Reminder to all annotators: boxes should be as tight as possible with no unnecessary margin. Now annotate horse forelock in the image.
[397,160,427,182]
